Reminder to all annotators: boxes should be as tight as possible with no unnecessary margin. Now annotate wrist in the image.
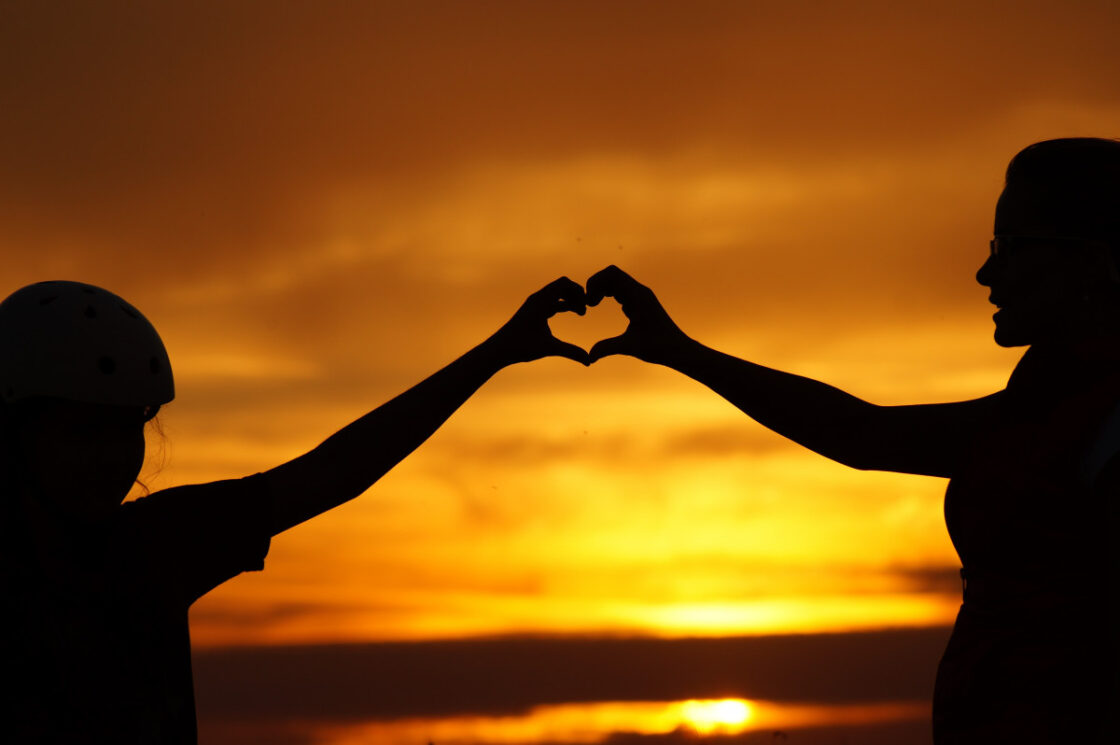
[657,333,707,371]
[475,332,520,372]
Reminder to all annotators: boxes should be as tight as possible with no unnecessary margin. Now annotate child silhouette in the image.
[0,276,588,743]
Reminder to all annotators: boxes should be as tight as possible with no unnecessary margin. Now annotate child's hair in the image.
[135,412,167,498]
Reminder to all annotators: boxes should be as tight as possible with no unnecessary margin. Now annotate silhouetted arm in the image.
[586,265,997,477]
[263,277,589,535]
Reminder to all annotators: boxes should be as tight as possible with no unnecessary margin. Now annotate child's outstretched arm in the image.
[264,277,589,535]
[585,265,997,478]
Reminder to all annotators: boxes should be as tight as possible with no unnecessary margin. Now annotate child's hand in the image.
[486,277,591,367]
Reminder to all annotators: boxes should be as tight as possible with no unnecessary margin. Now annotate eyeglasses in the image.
[988,234,1104,258]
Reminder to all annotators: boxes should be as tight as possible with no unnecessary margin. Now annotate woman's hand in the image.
[585,265,693,365]
[485,277,591,367]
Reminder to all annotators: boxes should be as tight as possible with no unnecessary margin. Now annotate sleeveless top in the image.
[935,342,1120,743]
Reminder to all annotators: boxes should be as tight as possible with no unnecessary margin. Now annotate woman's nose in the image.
[976,254,995,287]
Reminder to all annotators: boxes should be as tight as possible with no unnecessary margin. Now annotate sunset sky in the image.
[4,2,1119,742]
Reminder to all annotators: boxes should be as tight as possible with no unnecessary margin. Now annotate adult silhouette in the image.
[585,138,1120,743]
[0,277,589,744]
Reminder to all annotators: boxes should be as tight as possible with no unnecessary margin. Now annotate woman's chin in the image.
[992,318,1032,348]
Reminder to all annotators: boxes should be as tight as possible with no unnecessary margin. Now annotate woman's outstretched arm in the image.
[585,265,998,477]
[263,277,589,535]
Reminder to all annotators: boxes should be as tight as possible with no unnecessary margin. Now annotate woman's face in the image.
[20,399,148,521]
[976,187,1111,347]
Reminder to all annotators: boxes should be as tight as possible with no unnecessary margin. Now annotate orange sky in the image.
[3,1,1120,647]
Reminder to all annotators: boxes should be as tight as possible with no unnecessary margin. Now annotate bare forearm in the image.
[585,265,989,477]
[663,338,880,468]
[265,339,506,534]
[661,337,995,476]
[585,265,894,470]
[260,277,590,535]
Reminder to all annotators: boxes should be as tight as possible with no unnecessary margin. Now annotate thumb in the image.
[547,338,592,366]
[588,334,632,363]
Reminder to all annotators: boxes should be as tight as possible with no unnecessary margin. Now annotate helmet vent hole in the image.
[39,296,57,305]
[84,305,98,319]
[119,303,139,319]
[82,288,95,294]
[98,356,116,374]
[150,356,161,374]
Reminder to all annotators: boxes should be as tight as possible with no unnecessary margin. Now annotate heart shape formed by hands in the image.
[548,296,629,355]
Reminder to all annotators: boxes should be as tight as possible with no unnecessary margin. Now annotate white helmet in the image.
[0,281,174,407]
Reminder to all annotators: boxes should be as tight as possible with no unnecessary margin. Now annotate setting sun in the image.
[678,699,753,735]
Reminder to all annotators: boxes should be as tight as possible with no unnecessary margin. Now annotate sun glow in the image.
[679,699,753,735]
[305,698,930,745]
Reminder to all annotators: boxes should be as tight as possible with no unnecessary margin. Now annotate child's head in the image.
[0,281,173,518]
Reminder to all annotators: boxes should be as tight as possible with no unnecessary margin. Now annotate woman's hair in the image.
[1005,137,1120,245]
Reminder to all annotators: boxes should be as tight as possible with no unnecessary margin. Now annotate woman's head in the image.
[0,281,173,518]
[977,138,1120,347]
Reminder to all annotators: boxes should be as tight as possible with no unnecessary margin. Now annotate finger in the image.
[535,276,587,317]
[555,297,587,316]
[547,338,592,367]
[585,265,627,306]
[586,264,642,307]
[588,334,632,363]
